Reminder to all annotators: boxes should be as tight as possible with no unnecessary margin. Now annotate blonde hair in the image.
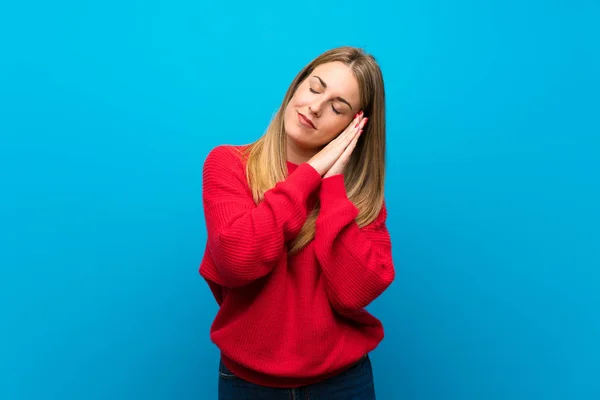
[242,46,386,253]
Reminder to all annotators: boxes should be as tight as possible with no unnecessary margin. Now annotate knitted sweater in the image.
[199,144,395,387]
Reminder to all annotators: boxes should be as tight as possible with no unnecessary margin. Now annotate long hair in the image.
[242,46,386,253]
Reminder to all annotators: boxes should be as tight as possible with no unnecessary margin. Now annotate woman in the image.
[199,46,395,399]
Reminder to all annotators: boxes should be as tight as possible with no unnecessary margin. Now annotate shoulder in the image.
[203,144,254,172]
[204,144,250,166]
[202,144,252,184]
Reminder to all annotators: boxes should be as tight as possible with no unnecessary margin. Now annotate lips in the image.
[297,112,316,129]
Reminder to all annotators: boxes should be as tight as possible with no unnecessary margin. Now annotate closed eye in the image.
[309,87,342,115]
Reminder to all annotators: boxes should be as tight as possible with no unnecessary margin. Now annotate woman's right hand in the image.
[308,111,366,176]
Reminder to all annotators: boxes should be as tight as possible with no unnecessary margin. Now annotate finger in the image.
[351,128,363,148]
[336,113,365,148]
[340,116,367,148]
[335,111,364,142]
[339,128,362,163]
[348,112,364,135]
[323,112,364,159]
[358,117,368,131]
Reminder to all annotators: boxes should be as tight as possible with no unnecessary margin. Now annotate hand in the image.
[308,112,367,176]
[323,115,368,178]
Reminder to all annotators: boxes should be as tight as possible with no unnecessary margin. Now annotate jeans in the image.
[218,355,376,400]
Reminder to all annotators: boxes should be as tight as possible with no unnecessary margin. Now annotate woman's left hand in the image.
[323,116,368,178]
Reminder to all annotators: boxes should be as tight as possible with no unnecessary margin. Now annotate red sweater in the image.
[199,144,395,387]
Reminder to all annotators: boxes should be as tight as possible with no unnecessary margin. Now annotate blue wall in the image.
[1,0,598,399]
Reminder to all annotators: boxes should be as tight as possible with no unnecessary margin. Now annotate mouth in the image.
[297,112,316,130]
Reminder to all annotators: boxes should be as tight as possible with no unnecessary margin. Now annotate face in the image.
[284,61,361,160]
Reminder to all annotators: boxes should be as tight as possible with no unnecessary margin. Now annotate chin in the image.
[285,127,310,149]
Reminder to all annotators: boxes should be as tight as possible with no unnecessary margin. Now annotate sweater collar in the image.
[286,160,299,174]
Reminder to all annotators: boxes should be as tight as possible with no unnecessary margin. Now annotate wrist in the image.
[323,171,342,179]
[321,173,345,189]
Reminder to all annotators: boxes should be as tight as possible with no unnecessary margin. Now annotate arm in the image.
[314,174,395,314]
[202,146,322,288]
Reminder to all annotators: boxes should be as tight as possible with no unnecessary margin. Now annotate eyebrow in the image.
[313,75,354,111]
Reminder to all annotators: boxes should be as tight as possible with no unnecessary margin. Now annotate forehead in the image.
[310,62,360,106]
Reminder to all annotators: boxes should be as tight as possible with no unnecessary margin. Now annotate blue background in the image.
[1,0,598,399]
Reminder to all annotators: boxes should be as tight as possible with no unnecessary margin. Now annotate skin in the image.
[283,61,368,178]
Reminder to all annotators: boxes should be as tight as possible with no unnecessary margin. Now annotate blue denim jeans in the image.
[218,354,376,399]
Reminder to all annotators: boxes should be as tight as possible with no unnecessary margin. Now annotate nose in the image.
[308,99,325,117]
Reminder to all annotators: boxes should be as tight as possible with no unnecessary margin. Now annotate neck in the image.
[286,139,319,165]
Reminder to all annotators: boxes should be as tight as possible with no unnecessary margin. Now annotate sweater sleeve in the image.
[314,174,395,314]
[201,146,322,288]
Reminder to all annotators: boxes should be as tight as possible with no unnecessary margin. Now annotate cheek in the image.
[319,119,350,141]
[290,88,313,106]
